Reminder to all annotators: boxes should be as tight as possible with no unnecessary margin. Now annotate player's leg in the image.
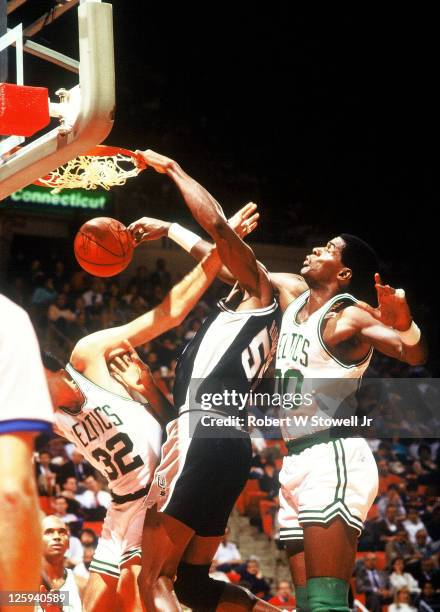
[83,571,119,612]
[176,534,280,612]
[0,432,42,612]
[302,520,357,612]
[118,560,144,612]
[297,437,379,612]
[285,541,309,612]
[278,467,310,611]
[138,505,194,611]
[84,508,121,612]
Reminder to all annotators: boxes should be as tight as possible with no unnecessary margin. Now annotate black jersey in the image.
[174,297,279,417]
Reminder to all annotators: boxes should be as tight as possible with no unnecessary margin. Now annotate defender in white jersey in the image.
[160,228,428,612]
[271,235,427,612]
[42,201,257,612]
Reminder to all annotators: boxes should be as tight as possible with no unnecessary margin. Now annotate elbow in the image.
[209,216,229,239]
[0,477,36,510]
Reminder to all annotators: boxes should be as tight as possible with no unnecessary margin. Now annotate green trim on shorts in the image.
[89,559,120,578]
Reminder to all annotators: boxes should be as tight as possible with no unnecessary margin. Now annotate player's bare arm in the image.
[109,342,176,426]
[71,248,222,385]
[134,149,273,307]
[323,274,427,366]
[129,202,259,287]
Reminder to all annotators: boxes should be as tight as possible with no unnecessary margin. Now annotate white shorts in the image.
[89,496,147,579]
[278,437,378,541]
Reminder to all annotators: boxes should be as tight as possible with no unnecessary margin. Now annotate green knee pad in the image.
[295,585,311,611]
[307,577,349,612]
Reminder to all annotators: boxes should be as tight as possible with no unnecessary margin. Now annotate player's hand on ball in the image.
[357,273,413,330]
[109,340,153,396]
[228,202,259,239]
[134,149,177,174]
[128,217,171,245]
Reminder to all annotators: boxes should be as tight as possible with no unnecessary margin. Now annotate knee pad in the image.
[175,561,227,612]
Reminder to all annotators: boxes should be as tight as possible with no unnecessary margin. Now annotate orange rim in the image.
[84,145,145,165]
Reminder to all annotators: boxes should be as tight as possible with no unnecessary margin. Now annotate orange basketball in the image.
[74,217,134,277]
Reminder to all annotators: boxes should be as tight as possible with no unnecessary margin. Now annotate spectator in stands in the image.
[57,449,94,484]
[31,276,57,306]
[424,504,440,542]
[75,475,111,521]
[409,557,440,591]
[237,558,271,600]
[268,580,296,610]
[386,530,418,566]
[48,293,76,335]
[60,476,83,516]
[258,459,280,499]
[73,545,95,581]
[65,526,84,569]
[150,257,171,290]
[377,484,407,519]
[403,482,426,512]
[404,507,431,544]
[413,444,438,476]
[355,552,393,612]
[52,495,79,527]
[35,450,58,496]
[374,504,403,550]
[389,557,421,597]
[378,459,404,495]
[413,529,439,558]
[208,559,231,584]
[79,528,98,550]
[417,581,440,611]
[389,586,417,611]
[214,527,242,571]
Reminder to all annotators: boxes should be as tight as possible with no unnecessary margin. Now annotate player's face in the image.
[42,517,69,558]
[44,368,84,413]
[301,236,351,286]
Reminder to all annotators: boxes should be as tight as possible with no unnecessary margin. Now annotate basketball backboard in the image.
[0,0,115,201]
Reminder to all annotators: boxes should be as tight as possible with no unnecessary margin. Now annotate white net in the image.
[38,151,143,193]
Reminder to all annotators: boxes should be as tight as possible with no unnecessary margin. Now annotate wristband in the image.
[395,321,421,346]
[168,223,201,253]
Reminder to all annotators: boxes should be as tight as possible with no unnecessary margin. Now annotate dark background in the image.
[5,3,438,370]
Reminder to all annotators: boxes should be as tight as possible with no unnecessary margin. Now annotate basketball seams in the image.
[74,217,133,277]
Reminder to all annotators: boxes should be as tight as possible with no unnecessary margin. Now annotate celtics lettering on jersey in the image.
[275,290,373,438]
[55,365,162,495]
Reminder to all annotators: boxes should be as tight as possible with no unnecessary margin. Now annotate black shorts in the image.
[146,415,252,537]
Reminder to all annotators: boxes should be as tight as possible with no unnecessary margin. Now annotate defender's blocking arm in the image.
[71,248,222,368]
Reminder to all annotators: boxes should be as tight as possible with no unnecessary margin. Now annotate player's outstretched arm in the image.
[327,275,427,366]
[135,149,272,303]
[72,249,221,367]
[128,202,259,286]
[109,342,175,425]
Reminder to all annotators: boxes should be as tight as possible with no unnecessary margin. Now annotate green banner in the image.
[2,184,112,213]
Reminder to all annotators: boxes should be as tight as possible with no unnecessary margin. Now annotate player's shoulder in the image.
[336,303,372,329]
[269,272,308,297]
[0,294,33,332]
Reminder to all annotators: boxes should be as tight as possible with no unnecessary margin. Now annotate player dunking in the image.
[152,209,427,612]
[129,150,280,612]
[41,204,255,612]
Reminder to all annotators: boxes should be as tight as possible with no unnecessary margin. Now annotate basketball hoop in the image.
[34,145,146,193]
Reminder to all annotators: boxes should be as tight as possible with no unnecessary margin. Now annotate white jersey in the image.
[275,290,372,440]
[0,295,53,434]
[35,569,82,612]
[54,365,162,496]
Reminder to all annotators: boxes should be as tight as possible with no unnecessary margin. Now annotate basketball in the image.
[74,217,134,277]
